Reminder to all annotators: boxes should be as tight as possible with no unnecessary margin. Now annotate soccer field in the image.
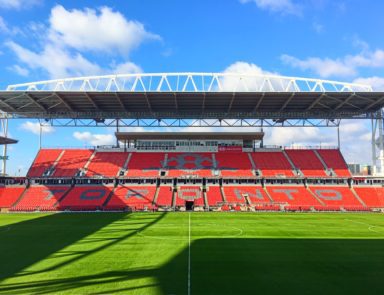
[0,212,383,294]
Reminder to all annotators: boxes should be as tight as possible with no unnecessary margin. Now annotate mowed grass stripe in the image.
[0,213,383,294]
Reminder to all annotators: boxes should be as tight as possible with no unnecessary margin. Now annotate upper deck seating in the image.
[106,186,155,209]
[176,186,204,206]
[0,186,25,208]
[156,186,173,207]
[206,186,223,206]
[251,152,294,177]
[316,149,351,177]
[13,186,69,211]
[215,152,254,177]
[224,186,271,205]
[58,185,112,210]
[27,149,62,177]
[166,153,213,177]
[266,186,321,206]
[52,149,93,177]
[285,150,327,177]
[86,152,128,177]
[352,187,384,208]
[309,186,363,207]
[126,152,165,177]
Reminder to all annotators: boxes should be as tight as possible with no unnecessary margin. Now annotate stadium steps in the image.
[282,150,298,175]
[9,186,28,208]
[52,186,74,208]
[122,153,132,176]
[84,150,96,170]
[262,187,274,203]
[247,153,258,176]
[350,187,367,207]
[203,190,209,208]
[48,149,65,176]
[102,186,117,208]
[152,185,160,205]
[313,150,332,176]
[220,186,227,203]
[211,153,220,176]
[305,186,326,206]
[171,187,176,208]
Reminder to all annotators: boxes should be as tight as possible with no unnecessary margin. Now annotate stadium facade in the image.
[0,73,384,213]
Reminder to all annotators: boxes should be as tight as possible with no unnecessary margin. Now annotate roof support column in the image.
[2,118,8,176]
[371,110,384,176]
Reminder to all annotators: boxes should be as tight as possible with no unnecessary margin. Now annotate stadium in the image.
[0,72,383,294]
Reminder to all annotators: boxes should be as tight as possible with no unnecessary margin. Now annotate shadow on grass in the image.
[0,212,166,283]
[1,235,384,294]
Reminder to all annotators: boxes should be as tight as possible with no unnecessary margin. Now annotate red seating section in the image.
[224,186,271,205]
[251,152,294,177]
[86,152,128,177]
[285,150,327,177]
[223,186,248,204]
[352,187,384,208]
[216,152,253,177]
[126,152,165,177]
[206,186,223,206]
[59,186,112,210]
[176,186,204,206]
[13,186,69,211]
[309,186,363,208]
[316,149,351,177]
[53,149,93,177]
[167,153,213,177]
[0,187,25,208]
[106,186,155,209]
[28,149,62,177]
[156,186,173,206]
[266,186,321,206]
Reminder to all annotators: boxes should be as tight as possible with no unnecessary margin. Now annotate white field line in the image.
[344,219,383,233]
[188,212,191,295]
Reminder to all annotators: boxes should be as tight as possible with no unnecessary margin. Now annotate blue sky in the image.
[0,0,384,175]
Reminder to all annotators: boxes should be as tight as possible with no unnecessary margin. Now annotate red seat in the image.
[206,186,223,206]
[167,153,213,177]
[285,150,327,177]
[316,149,351,177]
[53,149,93,177]
[251,152,294,177]
[216,152,253,177]
[58,186,112,210]
[309,186,363,207]
[176,186,204,206]
[27,149,62,177]
[126,153,165,177]
[156,186,173,206]
[86,152,128,177]
[266,186,321,206]
[13,186,69,211]
[106,186,155,209]
[0,186,25,208]
[224,186,271,205]
[354,187,384,208]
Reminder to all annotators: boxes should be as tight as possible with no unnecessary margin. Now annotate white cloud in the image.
[281,47,384,78]
[8,64,29,76]
[220,61,277,91]
[20,121,55,135]
[353,76,384,91]
[7,5,159,78]
[73,131,115,146]
[240,0,302,15]
[0,0,40,10]
[312,21,324,33]
[49,5,160,55]
[0,16,8,32]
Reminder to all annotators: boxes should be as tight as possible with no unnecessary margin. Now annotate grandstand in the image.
[0,73,383,213]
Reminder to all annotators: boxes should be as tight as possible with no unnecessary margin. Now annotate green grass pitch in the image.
[1,212,384,294]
